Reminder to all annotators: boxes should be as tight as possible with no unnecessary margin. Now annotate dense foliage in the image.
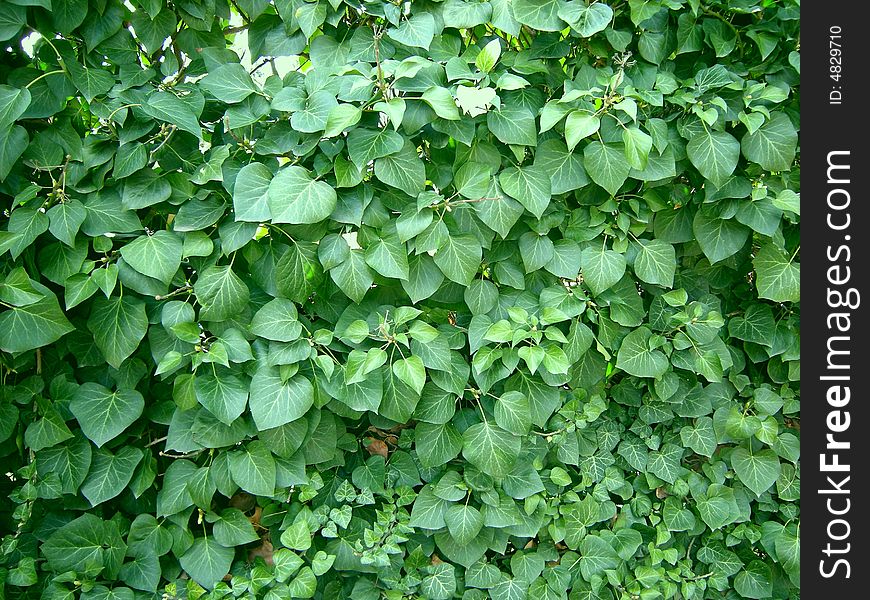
[0,0,800,599]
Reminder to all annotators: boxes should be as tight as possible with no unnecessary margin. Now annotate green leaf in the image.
[559,1,613,37]
[476,39,502,73]
[581,246,626,295]
[291,91,337,133]
[692,211,749,264]
[584,141,630,195]
[195,266,250,322]
[579,534,620,580]
[741,113,797,171]
[251,298,302,342]
[487,106,537,146]
[195,372,249,425]
[616,327,668,378]
[731,445,781,495]
[331,250,374,303]
[214,509,260,546]
[622,127,653,170]
[230,441,276,496]
[499,165,552,218]
[323,104,362,138]
[24,408,73,452]
[249,369,314,430]
[0,85,30,129]
[564,111,599,152]
[374,141,426,196]
[734,561,773,600]
[52,0,87,34]
[42,514,111,575]
[392,356,426,395]
[445,504,483,545]
[513,0,566,31]
[633,239,675,287]
[434,235,482,285]
[753,243,800,302]
[179,537,234,590]
[416,423,463,468]
[422,87,460,120]
[0,125,28,181]
[70,383,144,447]
[200,63,257,103]
[87,296,148,369]
[347,127,404,167]
[0,284,74,353]
[365,236,410,280]
[268,166,337,224]
[687,130,740,188]
[494,391,532,435]
[142,91,202,139]
[120,231,182,284]
[81,447,144,506]
[462,420,521,477]
[233,162,273,222]
[68,66,114,102]
[387,13,436,49]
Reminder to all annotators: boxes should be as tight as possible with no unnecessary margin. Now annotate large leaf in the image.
[179,537,234,590]
[70,383,144,448]
[687,130,740,187]
[119,231,182,284]
[753,243,800,302]
[0,284,73,353]
[268,166,337,224]
[87,296,148,368]
[462,420,521,477]
[741,113,798,171]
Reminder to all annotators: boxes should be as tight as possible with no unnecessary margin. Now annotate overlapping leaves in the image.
[1,1,799,599]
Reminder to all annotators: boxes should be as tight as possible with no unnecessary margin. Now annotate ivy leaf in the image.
[119,231,182,285]
[616,327,668,378]
[581,246,626,295]
[462,420,521,477]
[87,296,148,369]
[179,537,234,590]
[387,13,436,49]
[741,113,798,171]
[633,239,676,287]
[564,112,599,152]
[445,505,483,545]
[232,162,273,222]
[731,445,781,495]
[195,266,250,322]
[81,447,144,506]
[374,141,426,196]
[268,166,337,224]
[434,235,482,285]
[687,130,740,188]
[559,1,614,37]
[0,85,30,129]
[584,141,630,195]
[753,243,800,302]
[229,441,276,496]
[487,106,537,146]
[249,370,314,430]
[195,372,249,426]
[499,165,552,218]
[70,383,144,448]
[142,91,203,139]
[0,284,74,353]
[200,64,257,104]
